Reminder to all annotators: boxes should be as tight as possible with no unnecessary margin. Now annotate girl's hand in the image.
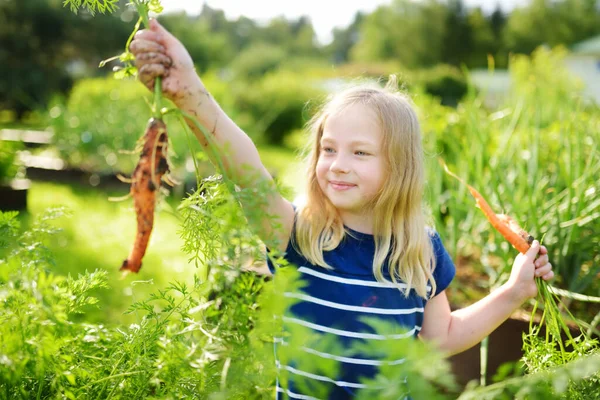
[506,240,554,303]
[130,19,204,108]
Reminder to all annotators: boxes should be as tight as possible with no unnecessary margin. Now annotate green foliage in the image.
[350,0,448,68]
[0,210,19,249]
[458,352,600,399]
[0,0,133,119]
[503,0,600,54]
[49,77,192,172]
[423,47,600,296]
[159,12,233,73]
[520,279,600,398]
[0,0,74,119]
[63,0,120,15]
[230,42,287,79]
[413,65,468,106]
[0,140,21,183]
[0,190,278,398]
[233,71,325,145]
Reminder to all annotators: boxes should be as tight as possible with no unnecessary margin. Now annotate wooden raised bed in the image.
[0,178,30,211]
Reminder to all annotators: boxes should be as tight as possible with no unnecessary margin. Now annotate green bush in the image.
[49,78,192,173]
[413,65,468,106]
[0,141,21,184]
[233,71,325,145]
[230,42,287,79]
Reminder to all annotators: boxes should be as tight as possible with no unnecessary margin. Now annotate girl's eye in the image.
[355,151,369,156]
[322,147,335,153]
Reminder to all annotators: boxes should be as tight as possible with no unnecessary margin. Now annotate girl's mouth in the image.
[330,181,356,191]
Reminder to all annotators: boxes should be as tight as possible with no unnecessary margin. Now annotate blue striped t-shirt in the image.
[267,226,456,400]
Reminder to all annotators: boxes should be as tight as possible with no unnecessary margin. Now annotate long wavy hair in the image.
[293,77,436,298]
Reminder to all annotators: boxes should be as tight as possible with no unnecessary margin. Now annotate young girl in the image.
[130,19,554,399]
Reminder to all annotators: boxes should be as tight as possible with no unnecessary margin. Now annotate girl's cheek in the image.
[316,159,329,176]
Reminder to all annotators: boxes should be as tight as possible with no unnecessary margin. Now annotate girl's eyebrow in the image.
[320,137,376,147]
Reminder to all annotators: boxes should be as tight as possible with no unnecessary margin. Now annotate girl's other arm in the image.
[130,19,294,252]
[419,241,554,355]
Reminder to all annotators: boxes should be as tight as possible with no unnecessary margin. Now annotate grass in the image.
[21,181,197,325]
[14,141,302,326]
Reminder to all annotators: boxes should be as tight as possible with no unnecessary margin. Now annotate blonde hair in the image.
[293,77,436,298]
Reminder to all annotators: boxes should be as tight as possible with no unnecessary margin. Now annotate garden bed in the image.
[0,178,30,210]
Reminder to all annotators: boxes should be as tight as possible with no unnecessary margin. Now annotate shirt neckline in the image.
[344,226,374,240]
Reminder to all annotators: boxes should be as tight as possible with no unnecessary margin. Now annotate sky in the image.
[160,0,529,44]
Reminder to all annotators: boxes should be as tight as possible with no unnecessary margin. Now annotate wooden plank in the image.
[0,129,54,145]
[18,153,65,170]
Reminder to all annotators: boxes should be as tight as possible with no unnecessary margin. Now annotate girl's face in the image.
[316,103,386,220]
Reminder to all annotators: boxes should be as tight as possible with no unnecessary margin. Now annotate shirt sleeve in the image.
[430,231,456,297]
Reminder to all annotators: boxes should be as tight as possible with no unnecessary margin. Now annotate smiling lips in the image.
[329,180,356,191]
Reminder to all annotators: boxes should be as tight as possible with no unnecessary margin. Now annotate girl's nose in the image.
[330,155,350,174]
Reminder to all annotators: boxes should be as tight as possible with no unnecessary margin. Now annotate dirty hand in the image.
[129,19,204,108]
[506,240,554,303]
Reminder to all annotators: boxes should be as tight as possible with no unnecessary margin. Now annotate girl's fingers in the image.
[130,39,166,55]
[134,52,172,69]
[524,240,540,261]
[134,29,164,44]
[138,64,168,88]
[534,254,549,268]
[535,263,552,277]
[542,271,555,281]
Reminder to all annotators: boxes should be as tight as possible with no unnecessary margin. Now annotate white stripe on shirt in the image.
[297,266,432,293]
[277,340,406,366]
[276,361,369,389]
[282,316,421,340]
[284,292,425,315]
[276,386,321,400]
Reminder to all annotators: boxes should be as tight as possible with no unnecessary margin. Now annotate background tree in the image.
[350,0,448,68]
[0,0,130,119]
[442,0,473,66]
[465,7,498,68]
[504,0,600,54]
[326,12,365,64]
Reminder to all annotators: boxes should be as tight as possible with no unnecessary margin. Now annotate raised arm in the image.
[130,19,294,251]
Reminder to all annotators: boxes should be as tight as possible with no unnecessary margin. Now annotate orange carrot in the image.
[441,160,532,254]
[121,118,170,273]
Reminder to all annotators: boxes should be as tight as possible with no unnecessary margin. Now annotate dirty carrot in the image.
[440,160,532,254]
[121,117,170,273]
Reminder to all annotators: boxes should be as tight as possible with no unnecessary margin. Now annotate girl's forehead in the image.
[322,104,382,141]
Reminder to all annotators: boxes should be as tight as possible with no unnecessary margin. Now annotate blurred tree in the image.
[0,0,130,119]
[159,12,233,72]
[350,0,448,68]
[442,0,472,66]
[228,16,260,51]
[504,0,600,54]
[488,4,509,68]
[259,16,319,57]
[326,12,365,64]
[229,42,287,78]
[0,0,72,119]
[162,5,321,72]
[465,7,499,68]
